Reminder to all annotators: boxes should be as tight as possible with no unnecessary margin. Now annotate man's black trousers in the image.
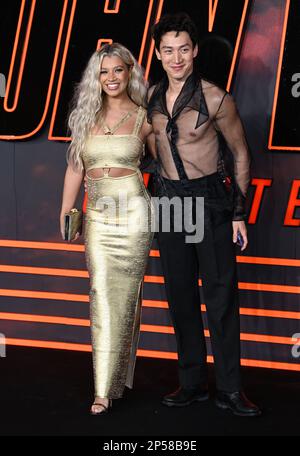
[156,173,241,393]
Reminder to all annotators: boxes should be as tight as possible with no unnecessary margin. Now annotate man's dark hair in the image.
[152,12,199,50]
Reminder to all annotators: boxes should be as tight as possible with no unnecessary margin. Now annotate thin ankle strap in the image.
[93,398,112,408]
[93,402,108,411]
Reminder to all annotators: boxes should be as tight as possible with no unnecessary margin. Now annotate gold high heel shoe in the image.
[90,398,112,415]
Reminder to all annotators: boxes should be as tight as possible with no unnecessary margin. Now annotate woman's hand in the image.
[71,232,80,242]
[232,220,248,251]
[60,212,80,242]
[60,164,84,241]
[60,212,65,240]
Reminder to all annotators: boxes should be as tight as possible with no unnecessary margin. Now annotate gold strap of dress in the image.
[133,106,145,136]
[102,109,137,135]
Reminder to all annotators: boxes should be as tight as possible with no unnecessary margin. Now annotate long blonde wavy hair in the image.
[67,43,148,172]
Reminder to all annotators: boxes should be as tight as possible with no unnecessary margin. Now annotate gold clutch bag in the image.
[64,208,83,241]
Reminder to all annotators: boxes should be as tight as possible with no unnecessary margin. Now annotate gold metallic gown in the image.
[81,107,153,399]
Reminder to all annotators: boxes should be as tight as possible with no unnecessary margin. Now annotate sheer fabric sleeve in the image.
[215,94,251,220]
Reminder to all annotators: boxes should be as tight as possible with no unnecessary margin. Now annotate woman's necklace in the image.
[102,109,135,135]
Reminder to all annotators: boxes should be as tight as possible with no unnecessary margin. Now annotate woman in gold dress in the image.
[60,43,154,415]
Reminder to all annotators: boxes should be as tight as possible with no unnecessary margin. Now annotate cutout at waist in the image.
[86,167,138,180]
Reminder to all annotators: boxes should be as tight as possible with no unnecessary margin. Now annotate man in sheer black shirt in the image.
[147,13,261,417]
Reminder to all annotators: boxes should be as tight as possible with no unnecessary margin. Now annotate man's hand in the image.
[232,220,248,251]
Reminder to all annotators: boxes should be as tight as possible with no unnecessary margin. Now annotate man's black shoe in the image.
[215,391,262,417]
[162,387,209,407]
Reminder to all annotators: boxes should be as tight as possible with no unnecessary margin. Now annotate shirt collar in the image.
[148,72,209,129]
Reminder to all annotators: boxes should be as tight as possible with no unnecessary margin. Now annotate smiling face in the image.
[155,31,198,82]
[99,55,131,98]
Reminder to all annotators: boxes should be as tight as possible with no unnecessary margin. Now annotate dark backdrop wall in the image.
[0,0,299,371]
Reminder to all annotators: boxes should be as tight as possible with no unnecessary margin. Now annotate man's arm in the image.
[207,89,250,250]
[214,93,251,221]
